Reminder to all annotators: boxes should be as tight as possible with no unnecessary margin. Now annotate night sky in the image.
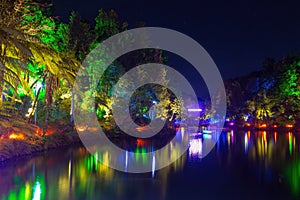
[53,0,300,97]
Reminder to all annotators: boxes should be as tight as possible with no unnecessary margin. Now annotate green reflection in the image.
[134,147,148,164]
[3,175,46,200]
[285,160,300,197]
[85,153,100,172]
[32,175,46,200]
[7,191,17,200]
[288,132,293,155]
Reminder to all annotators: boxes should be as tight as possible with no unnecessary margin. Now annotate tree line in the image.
[0,0,182,134]
[225,55,300,126]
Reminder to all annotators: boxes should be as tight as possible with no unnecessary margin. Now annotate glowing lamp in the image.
[9,133,25,140]
[188,108,202,112]
[286,124,293,128]
[203,130,212,134]
[229,122,234,126]
[245,123,251,127]
[35,82,43,92]
[203,134,212,139]
[137,139,147,146]
[259,124,267,128]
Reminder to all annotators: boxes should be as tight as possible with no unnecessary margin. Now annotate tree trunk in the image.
[70,90,74,123]
[0,70,4,107]
[43,74,54,136]
[27,86,42,123]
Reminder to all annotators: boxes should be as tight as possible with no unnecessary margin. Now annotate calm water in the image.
[0,130,299,200]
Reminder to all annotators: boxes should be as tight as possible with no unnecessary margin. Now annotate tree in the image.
[0,0,44,117]
[275,57,300,123]
[0,0,80,133]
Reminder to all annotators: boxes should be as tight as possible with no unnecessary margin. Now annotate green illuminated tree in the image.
[275,58,300,123]
[0,0,44,117]
[0,0,80,132]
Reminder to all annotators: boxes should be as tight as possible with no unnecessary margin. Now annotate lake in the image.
[0,129,299,200]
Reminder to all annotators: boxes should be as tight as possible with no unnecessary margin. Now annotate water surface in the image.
[0,130,299,200]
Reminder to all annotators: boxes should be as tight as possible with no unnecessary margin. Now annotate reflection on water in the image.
[216,130,300,198]
[0,129,300,199]
[0,145,186,200]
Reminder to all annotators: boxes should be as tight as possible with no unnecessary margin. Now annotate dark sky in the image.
[53,0,300,97]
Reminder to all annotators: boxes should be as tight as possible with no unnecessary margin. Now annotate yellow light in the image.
[9,133,25,140]
[263,131,267,142]
[25,182,31,200]
[259,124,267,128]
[274,132,278,143]
[286,124,293,128]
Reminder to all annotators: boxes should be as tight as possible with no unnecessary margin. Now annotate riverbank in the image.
[0,118,81,162]
[1,117,299,162]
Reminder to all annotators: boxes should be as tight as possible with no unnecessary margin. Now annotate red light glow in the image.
[35,128,54,136]
[137,139,147,147]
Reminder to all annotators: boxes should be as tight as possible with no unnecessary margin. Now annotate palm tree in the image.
[0,26,38,117]
[0,0,80,124]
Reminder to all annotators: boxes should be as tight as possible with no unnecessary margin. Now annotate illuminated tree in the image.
[275,59,300,123]
[0,0,43,117]
[246,90,275,124]
[0,0,80,133]
[14,1,80,130]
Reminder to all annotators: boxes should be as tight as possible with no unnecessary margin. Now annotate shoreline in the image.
[0,122,299,163]
[0,131,82,163]
[0,118,83,163]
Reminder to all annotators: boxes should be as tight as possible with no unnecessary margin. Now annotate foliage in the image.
[0,0,80,129]
[226,54,300,124]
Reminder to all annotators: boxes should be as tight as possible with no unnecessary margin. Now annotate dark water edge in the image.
[0,130,300,200]
[0,132,82,163]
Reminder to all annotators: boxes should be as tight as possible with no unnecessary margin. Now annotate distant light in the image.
[202,130,212,134]
[245,123,251,127]
[229,122,234,126]
[9,133,25,140]
[35,82,43,92]
[259,124,267,128]
[273,124,278,128]
[286,124,294,128]
[174,119,181,124]
[203,134,212,139]
[188,108,202,112]
[152,100,157,104]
